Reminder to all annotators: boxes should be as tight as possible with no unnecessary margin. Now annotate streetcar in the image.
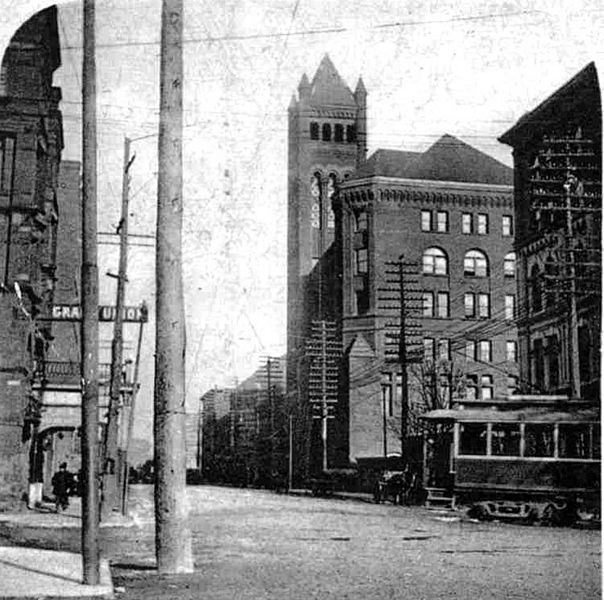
[422,397,600,524]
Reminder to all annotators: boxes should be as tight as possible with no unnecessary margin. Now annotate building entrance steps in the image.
[424,487,454,509]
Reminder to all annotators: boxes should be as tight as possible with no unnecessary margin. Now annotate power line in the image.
[60,9,542,50]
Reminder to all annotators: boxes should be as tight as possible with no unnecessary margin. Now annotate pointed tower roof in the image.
[354,77,367,96]
[309,54,356,107]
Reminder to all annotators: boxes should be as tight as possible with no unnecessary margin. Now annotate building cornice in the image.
[340,176,513,209]
[341,176,512,194]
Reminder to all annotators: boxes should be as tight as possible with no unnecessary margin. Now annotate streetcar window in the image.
[491,423,521,456]
[592,425,600,459]
[524,424,555,457]
[558,424,590,459]
[459,423,487,455]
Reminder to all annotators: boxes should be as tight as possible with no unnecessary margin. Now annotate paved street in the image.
[111,485,600,600]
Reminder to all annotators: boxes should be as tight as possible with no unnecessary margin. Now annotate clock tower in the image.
[286,55,367,470]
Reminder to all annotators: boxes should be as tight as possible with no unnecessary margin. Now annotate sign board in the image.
[49,304,148,323]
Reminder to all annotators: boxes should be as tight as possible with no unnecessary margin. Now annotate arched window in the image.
[326,173,337,229]
[464,249,489,277]
[334,124,344,142]
[346,124,356,142]
[310,122,319,140]
[530,264,542,313]
[503,252,515,278]
[310,173,321,229]
[544,255,557,307]
[423,247,448,276]
[322,123,331,141]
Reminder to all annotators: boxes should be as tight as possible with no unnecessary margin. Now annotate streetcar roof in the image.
[421,406,600,423]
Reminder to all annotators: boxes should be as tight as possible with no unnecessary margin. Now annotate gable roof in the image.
[309,54,356,107]
[356,134,513,186]
[499,62,600,147]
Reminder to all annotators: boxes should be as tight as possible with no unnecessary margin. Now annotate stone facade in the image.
[499,62,601,402]
[0,6,63,508]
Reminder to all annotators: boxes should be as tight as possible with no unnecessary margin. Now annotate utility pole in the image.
[288,413,293,491]
[80,0,100,585]
[380,256,422,464]
[154,0,193,574]
[121,302,147,515]
[307,320,339,473]
[258,356,283,482]
[565,183,581,399]
[102,136,135,519]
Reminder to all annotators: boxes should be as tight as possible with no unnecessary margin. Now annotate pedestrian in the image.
[52,462,71,512]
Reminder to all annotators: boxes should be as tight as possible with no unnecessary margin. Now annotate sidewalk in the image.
[0,498,139,599]
[0,546,113,599]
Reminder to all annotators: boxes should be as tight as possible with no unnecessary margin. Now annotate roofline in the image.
[340,175,513,194]
[499,62,600,146]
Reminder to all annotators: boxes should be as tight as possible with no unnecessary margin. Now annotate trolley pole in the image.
[154,0,194,574]
[80,0,100,584]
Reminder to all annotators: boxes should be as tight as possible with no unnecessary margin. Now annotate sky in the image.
[0,0,602,442]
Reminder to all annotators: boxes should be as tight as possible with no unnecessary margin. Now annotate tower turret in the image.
[354,77,367,168]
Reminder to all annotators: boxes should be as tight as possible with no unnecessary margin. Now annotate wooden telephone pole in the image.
[154,0,193,574]
[81,0,100,585]
[379,256,423,462]
[101,136,134,518]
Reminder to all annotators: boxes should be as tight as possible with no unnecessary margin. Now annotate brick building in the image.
[286,57,519,483]
[338,135,517,467]
[286,55,367,479]
[499,63,601,402]
[200,384,288,487]
[0,6,64,508]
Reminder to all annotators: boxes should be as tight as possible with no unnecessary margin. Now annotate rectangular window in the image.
[436,211,448,233]
[478,293,490,318]
[423,292,434,317]
[423,338,435,362]
[465,375,478,400]
[356,290,369,315]
[477,213,488,235]
[439,374,451,405]
[504,254,516,277]
[524,424,555,457]
[355,248,368,274]
[436,292,449,318]
[478,340,491,363]
[491,423,521,456]
[459,423,487,455]
[381,373,393,418]
[465,340,476,361]
[505,294,516,320]
[0,136,15,194]
[438,339,450,361]
[421,210,432,231]
[464,293,475,318]
[558,424,591,459]
[480,374,493,399]
[354,211,367,232]
[462,213,472,234]
[502,215,513,237]
[506,341,517,362]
